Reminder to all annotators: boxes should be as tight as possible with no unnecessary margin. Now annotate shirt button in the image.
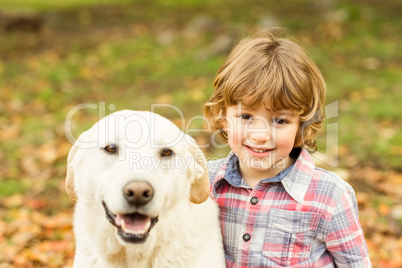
[250,197,258,205]
[243,233,251,242]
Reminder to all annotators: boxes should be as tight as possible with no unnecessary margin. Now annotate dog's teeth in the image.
[120,219,126,231]
[144,220,151,231]
[126,229,146,235]
[119,218,150,235]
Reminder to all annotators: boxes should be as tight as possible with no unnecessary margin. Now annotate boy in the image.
[204,29,371,267]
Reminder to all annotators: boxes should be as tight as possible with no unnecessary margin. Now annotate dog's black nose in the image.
[123,181,154,207]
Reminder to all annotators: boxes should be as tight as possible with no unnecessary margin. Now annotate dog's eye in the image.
[160,148,173,157]
[104,145,118,154]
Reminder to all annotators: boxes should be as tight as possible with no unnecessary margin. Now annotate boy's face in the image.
[222,103,299,179]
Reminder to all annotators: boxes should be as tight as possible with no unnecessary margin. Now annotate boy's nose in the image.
[247,120,271,144]
[249,129,271,144]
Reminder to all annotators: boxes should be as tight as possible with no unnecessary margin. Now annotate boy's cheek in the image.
[227,132,242,148]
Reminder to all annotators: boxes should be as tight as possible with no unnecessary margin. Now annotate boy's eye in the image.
[272,118,288,125]
[239,114,253,120]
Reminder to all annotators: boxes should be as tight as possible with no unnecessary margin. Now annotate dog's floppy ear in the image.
[187,136,210,204]
[65,145,78,203]
[65,131,89,204]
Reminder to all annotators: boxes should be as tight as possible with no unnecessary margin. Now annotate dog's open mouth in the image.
[102,201,158,243]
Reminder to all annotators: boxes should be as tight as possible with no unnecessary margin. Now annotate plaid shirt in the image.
[208,149,371,267]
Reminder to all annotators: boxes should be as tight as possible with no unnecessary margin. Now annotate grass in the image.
[0,0,133,11]
[0,179,27,196]
[0,0,401,200]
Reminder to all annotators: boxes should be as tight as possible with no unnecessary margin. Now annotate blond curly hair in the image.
[204,29,326,152]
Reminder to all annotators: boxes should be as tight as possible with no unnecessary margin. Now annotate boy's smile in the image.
[223,103,300,186]
[244,145,275,157]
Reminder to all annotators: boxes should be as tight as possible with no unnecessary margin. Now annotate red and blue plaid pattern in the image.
[208,149,371,267]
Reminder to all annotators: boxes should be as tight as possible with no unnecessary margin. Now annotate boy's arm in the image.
[325,187,372,267]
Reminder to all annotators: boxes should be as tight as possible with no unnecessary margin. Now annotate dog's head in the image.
[65,110,209,243]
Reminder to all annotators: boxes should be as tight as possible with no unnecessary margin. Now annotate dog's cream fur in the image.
[66,110,225,268]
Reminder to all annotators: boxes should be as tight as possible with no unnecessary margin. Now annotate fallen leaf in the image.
[356,192,369,208]
[379,203,390,216]
[25,198,47,210]
[390,204,402,221]
[38,143,58,164]
[0,125,20,141]
[42,212,73,230]
[1,194,24,208]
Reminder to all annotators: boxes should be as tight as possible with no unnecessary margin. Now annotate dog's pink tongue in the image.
[115,213,151,232]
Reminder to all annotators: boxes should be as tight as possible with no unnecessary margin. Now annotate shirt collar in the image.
[280,149,315,203]
[223,152,250,188]
[212,149,315,203]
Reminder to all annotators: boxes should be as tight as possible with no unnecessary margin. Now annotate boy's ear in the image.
[220,116,228,130]
[294,125,304,148]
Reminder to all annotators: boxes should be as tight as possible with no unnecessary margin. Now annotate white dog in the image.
[65,110,225,267]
